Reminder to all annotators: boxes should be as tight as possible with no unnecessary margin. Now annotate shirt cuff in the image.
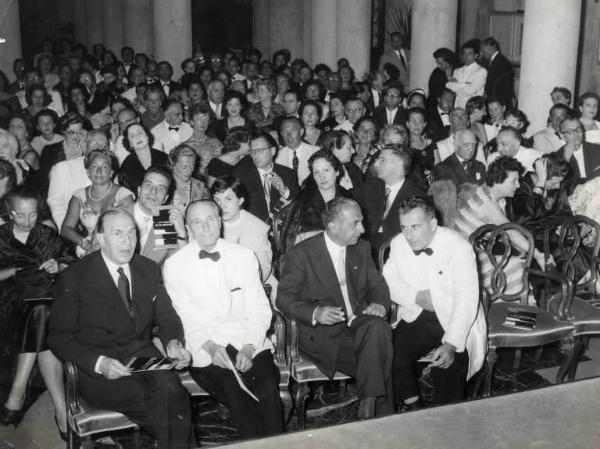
[312,306,318,326]
[94,355,106,374]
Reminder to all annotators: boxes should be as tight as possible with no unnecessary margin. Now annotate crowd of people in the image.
[0,30,599,448]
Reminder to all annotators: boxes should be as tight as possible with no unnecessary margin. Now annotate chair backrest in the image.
[544,215,600,295]
[469,222,534,308]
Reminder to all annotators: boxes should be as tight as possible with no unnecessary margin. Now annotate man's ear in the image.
[430,217,438,231]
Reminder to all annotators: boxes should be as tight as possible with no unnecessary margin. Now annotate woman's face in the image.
[356,121,377,145]
[305,84,320,101]
[87,154,113,186]
[330,98,344,117]
[64,123,84,146]
[127,124,149,151]
[470,106,486,122]
[580,98,599,120]
[495,170,520,198]
[312,157,339,191]
[173,155,195,182]
[407,112,426,136]
[407,95,426,109]
[502,114,523,130]
[192,112,210,133]
[226,98,242,118]
[214,187,243,222]
[188,83,204,103]
[339,67,352,84]
[10,198,38,233]
[257,84,272,102]
[70,88,85,106]
[332,136,353,164]
[9,118,28,141]
[487,102,505,122]
[301,104,319,127]
[30,88,46,108]
[276,76,289,94]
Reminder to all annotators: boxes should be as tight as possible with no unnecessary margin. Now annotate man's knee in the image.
[359,315,392,338]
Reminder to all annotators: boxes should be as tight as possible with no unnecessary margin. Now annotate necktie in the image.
[461,160,470,172]
[199,250,220,262]
[162,83,170,97]
[117,267,135,318]
[383,187,392,218]
[413,248,434,256]
[440,112,449,116]
[263,172,272,210]
[168,126,179,132]
[292,151,299,173]
[337,247,354,323]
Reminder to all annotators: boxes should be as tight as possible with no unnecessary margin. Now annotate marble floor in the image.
[1,337,600,449]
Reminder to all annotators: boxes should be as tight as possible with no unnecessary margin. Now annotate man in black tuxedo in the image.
[207,79,225,120]
[149,61,182,99]
[556,116,600,193]
[427,88,455,142]
[233,131,300,223]
[277,198,394,419]
[48,209,193,449]
[366,70,385,114]
[354,145,428,252]
[434,129,486,186]
[372,82,407,128]
[481,38,514,107]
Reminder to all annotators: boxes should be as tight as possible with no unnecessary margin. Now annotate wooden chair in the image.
[469,223,575,396]
[543,215,600,382]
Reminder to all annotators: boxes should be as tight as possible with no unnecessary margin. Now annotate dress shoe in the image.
[0,406,24,427]
[357,397,376,420]
[399,399,423,413]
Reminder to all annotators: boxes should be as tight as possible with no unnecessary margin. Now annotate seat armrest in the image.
[272,309,288,368]
[64,361,82,415]
[282,314,301,364]
[528,268,573,321]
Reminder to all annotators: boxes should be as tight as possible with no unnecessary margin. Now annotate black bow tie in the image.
[413,248,433,256]
[168,126,179,132]
[440,112,449,116]
[199,250,220,262]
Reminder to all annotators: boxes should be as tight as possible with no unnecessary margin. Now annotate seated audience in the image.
[0,129,34,191]
[246,79,285,131]
[164,200,283,438]
[9,115,39,170]
[212,90,253,142]
[207,129,250,186]
[31,109,63,156]
[322,130,363,192]
[577,92,600,144]
[275,116,319,184]
[352,116,380,174]
[465,96,495,146]
[151,99,193,154]
[169,144,210,209]
[372,82,407,128]
[184,103,223,179]
[488,127,541,173]
[433,129,486,187]
[140,86,165,130]
[533,103,569,154]
[406,107,437,187]
[299,100,325,147]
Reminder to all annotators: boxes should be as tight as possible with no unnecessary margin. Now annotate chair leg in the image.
[80,436,94,449]
[294,382,311,430]
[280,387,293,425]
[339,379,347,397]
[133,428,141,449]
[533,346,544,364]
[484,347,498,397]
[568,337,587,382]
[556,335,575,384]
[511,348,523,392]
[67,427,79,449]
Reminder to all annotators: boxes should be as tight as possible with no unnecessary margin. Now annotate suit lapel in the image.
[93,252,136,325]
[345,245,360,311]
[312,236,345,308]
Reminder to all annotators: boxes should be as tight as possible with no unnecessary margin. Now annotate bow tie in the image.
[199,250,220,262]
[168,126,179,132]
[413,248,433,256]
[440,112,449,116]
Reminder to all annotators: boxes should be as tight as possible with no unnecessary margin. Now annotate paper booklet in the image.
[126,356,175,372]
[152,205,179,249]
[226,357,260,402]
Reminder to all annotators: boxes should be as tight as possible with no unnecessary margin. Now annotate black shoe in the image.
[55,416,67,441]
[0,406,24,427]
[399,399,423,413]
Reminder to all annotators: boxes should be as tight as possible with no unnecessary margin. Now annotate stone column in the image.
[85,0,104,48]
[123,0,153,56]
[270,0,304,60]
[310,0,337,67]
[409,0,458,92]
[253,0,271,60]
[73,0,86,45]
[519,0,582,135]
[103,0,123,54]
[153,0,192,76]
[336,0,372,80]
[0,0,22,77]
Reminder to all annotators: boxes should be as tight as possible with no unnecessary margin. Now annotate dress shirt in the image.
[386,107,398,125]
[323,232,354,324]
[209,101,222,119]
[275,142,319,184]
[47,157,90,229]
[437,135,486,166]
[438,107,451,127]
[163,238,273,367]
[489,51,499,64]
[572,145,586,177]
[385,180,405,216]
[533,127,564,154]
[161,81,170,97]
[151,120,193,154]
[487,146,541,173]
[333,119,355,134]
[133,202,154,250]
[382,226,487,379]
[371,88,381,108]
[445,62,487,108]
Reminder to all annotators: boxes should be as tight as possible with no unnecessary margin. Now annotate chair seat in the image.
[566,298,600,336]
[488,303,574,348]
[291,356,350,383]
[70,399,138,437]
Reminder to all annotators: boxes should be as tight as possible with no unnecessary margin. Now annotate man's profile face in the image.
[97,212,137,265]
[374,149,404,183]
[496,132,520,157]
[400,208,437,252]
[480,44,495,60]
[560,119,584,147]
[329,204,364,247]
[186,202,221,250]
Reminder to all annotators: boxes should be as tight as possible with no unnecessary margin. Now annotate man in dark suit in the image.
[366,70,385,114]
[556,116,600,194]
[426,88,455,142]
[372,82,407,128]
[481,37,514,107]
[234,131,300,223]
[434,129,486,186]
[149,61,182,99]
[48,209,193,449]
[378,32,410,88]
[354,146,428,252]
[277,198,394,419]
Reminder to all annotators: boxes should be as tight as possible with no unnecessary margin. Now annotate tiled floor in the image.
[2,338,600,448]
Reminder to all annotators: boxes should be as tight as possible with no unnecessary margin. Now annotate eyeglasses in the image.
[561,127,583,136]
[250,147,270,156]
[65,130,84,136]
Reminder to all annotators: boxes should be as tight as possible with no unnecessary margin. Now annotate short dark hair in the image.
[0,160,17,195]
[170,144,198,170]
[4,185,40,213]
[406,107,427,121]
[189,102,213,120]
[543,152,570,179]
[322,197,359,228]
[481,37,500,50]
[504,108,530,133]
[250,130,278,150]
[486,156,524,187]
[380,144,412,173]
[298,100,323,123]
[551,86,572,103]
[461,39,481,54]
[576,92,600,109]
[223,90,247,109]
[382,81,404,98]
[35,108,60,128]
[59,111,85,133]
[222,129,250,155]
[432,47,458,66]
[321,130,352,153]
[280,116,302,132]
[308,149,344,182]
[353,116,380,142]
[96,208,135,234]
[122,122,154,153]
[398,196,435,219]
[210,175,248,203]
[465,96,486,114]
[162,98,183,113]
[549,103,571,118]
[25,83,51,107]
[497,126,521,142]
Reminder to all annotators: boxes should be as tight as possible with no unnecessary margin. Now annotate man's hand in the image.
[235,344,255,372]
[314,306,345,325]
[415,290,434,311]
[99,357,131,380]
[203,341,231,370]
[270,174,288,198]
[563,142,577,160]
[169,208,186,239]
[362,303,386,318]
[166,340,191,369]
[428,343,455,369]
[39,258,59,274]
[534,158,548,189]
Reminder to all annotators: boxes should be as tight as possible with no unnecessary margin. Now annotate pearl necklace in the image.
[88,183,113,202]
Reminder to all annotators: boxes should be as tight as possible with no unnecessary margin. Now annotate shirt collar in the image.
[324,231,345,253]
[258,164,274,176]
[101,251,130,275]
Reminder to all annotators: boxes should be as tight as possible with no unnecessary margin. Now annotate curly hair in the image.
[486,156,524,187]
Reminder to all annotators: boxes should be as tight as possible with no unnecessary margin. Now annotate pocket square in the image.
[152,295,157,302]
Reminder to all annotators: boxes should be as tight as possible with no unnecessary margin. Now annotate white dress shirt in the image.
[133,202,154,250]
[386,107,398,125]
[382,227,487,379]
[323,232,354,324]
[47,157,90,229]
[437,135,486,165]
[438,107,451,127]
[487,146,541,173]
[275,141,319,184]
[209,101,222,119]
[163,239,273,368]
[151,120,193,154]
[445,62,487,108]
[572,144,587,177]
[371,88,381,108]
[533,127,564,154]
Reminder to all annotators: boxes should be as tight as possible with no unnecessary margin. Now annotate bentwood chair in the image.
[469,223,575,396]
[543,215,600,382]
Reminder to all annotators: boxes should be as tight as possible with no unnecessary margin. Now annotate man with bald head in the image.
[49,209,193,449]
[488,126,541,173]
[434,129,486,186]
[164,200,283,438]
